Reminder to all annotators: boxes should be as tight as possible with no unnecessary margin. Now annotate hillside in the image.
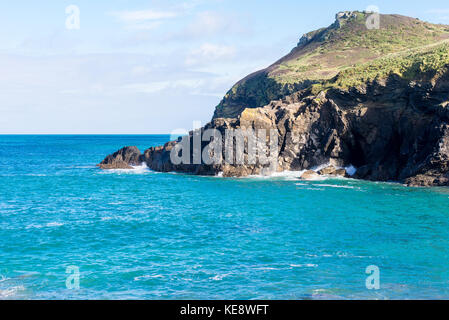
[213,11,449,119]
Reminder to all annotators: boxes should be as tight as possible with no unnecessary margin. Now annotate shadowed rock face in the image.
[97,146,142,169]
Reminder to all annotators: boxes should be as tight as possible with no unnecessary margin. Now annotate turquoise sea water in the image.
[1,135,449,300]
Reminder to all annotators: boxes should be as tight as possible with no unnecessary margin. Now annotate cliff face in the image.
[99,11,449,187]
[213,11,449,119]
[129,71,449,186]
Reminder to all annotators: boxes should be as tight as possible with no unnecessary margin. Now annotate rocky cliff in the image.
[212,11,449,119]
[99,11,449,187]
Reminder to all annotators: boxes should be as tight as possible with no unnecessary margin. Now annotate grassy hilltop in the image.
[213,11,449,119]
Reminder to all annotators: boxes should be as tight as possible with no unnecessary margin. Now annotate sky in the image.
[1,0,449,134]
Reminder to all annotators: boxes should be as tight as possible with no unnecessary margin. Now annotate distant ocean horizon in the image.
[1,135,449,299]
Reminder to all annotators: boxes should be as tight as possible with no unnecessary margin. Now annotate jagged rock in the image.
[98,146,142,169]
[405,173,449,187]
[221,165,254,178]
[318,166,348,177]
[334,169,348,177]
[300,170,320,180]
[318,166,337,175]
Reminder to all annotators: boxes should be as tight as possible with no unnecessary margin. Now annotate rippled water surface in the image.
[1,135,449,299]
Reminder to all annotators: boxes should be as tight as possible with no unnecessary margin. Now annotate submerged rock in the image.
[97,146,142,169]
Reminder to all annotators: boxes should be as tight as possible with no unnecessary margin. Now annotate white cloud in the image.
[172,78,205,89]
[112,10,178,22]
[186,43,236,66]
[131,65,153,76]
[181,11,251,39]
[426,9,449,14]
[123,81,171,93]
[425,8,449,21]
[189,12,225,33]
[125,21,163,31]
[123,79,206,94]
[110,9,179,31]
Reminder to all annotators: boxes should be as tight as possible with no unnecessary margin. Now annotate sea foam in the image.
[217,163,358,181]
[100,163,151,175]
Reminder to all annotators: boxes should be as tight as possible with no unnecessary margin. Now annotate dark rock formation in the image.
[97,146,142,169]
[100,72,449,187]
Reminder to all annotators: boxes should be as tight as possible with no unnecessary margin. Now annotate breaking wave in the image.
[216,163,357,181]
[100,163,151,175]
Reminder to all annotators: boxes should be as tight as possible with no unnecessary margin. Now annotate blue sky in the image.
[1,0,449,133]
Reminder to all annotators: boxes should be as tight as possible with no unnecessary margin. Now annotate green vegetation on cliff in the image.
[330,41,449,89]
[213,11,449,119]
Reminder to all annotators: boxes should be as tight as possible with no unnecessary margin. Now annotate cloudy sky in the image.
[1,0,449,133]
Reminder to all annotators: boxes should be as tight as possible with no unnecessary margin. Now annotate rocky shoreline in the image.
[98,72,449,188]
[97,147,350,180]
[98,12,449,187]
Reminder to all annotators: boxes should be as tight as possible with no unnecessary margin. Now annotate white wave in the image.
[210,274,230,281]
[253,267,280,271]
[214,162,355,181]
[267,170,307,180]
[25,222,64,229]
[25,224,43,229]
[336,252,375,259]
[290,264,318,268]
[46,222,64,227]
[311,163,331,172]
[295,184,328,189]
[100,163,151,175]
[298,175,329,181]
[244,170,306,180]
[131,163,151,173]
[0,285,25,299]
[314,184,357,189]
[134,274,164,281]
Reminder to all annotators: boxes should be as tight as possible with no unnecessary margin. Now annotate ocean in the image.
[1,135,449,299]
